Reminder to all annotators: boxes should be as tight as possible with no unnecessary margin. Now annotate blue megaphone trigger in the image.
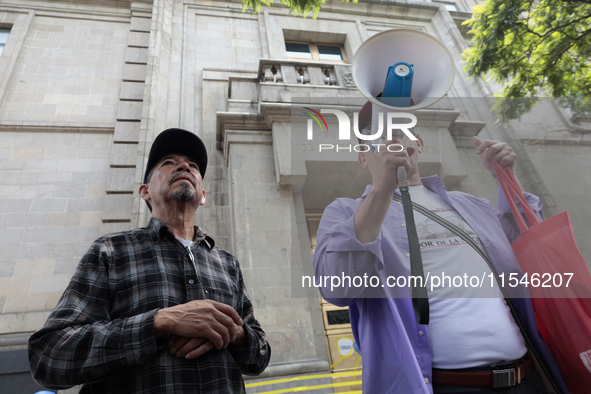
[370,61,414,152]
[381,62,414,107]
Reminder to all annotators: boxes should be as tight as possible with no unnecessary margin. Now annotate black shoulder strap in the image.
[398,186,429,325]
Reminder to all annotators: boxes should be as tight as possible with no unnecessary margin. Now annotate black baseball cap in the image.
[143,128,208,184]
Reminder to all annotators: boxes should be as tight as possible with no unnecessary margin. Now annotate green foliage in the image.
[463,0,591,121]
[241,0,356,18]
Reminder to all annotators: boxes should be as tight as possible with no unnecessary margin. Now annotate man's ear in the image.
[416,135,425,154]
[358,151,369,169]
[199,189,206,206]
[139,184,151,204]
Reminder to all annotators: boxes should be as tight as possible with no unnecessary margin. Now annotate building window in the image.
[285,41,348,63]
[0,28,10,56]
[435,1,459,11]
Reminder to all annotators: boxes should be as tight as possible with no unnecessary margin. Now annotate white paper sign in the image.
[337,338,354,356]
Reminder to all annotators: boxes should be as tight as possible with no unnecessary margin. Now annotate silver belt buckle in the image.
[492,368,519,388]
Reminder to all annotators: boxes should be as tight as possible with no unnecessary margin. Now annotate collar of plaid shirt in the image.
[148,215,215,248]
[28,217,271,394]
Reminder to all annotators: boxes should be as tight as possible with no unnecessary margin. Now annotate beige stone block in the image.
[265,329,300,355]
[1,102,26,114]
[120,81,145,100]
[85,185,106,199]
[100,222,131,235]
[45,292,62,310]
[35,23,65,33]
[57,159,110,173]
[0,146,11,159]
[13,259,55,278]
[2,171,39,185]
[30,199,67,213]
[101,194,133,221]
[80,211,102,227]
[106,168,136,192]
[99,115,117,124]
[3,213,46,229]
[251,286,276,309]
[76,145,111,160]
[0,311,50,334]
[125,47,148,64]
[9,93,44,103]
[122,64,147,82]
[27,39,60,49]
[114,121,141,142]
[44,212,81,227]
[52,184,86,198]
[243,266,290,288]
[11,147,45,160]
[26,103,57,115]
[0,277,32,297]
[110,143,138,167]
[131,16,151,32]
[128,31,150,47]
[3,294,48,313]
[0,228,24,244]
[66,198,103,213]
[116,101,143,120]
[23,227,81,244]
[30,274,71,295]
[0,185,54,199]
[0,185,19,198]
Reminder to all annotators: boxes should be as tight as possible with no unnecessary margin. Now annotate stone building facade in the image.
[0,0,589,392]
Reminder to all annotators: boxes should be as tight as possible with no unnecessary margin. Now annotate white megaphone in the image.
[352,29,456,184]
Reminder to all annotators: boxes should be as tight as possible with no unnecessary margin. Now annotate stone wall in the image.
[0,0,130,335]
[1,16,126,125]
[0,131,112,332]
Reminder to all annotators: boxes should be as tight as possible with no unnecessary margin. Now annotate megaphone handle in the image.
[397,166,408,187]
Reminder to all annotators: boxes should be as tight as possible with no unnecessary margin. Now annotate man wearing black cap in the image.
[28,129,271,394]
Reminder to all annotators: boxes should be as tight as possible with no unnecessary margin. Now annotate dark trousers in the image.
[433,369,550,394]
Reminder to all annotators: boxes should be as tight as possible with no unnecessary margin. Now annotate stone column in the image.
[102,2,152,234]
[224,126,330,376]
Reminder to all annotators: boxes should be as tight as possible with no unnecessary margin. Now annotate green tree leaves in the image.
[242,0,356,17]
[463,0,591,120]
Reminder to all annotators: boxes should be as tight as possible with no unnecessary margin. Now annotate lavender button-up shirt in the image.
[313,175,567,394]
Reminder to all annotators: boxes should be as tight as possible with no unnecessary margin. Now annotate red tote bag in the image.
[494,161,591,393]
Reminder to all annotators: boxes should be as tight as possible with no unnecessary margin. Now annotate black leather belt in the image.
[432,354,534,388]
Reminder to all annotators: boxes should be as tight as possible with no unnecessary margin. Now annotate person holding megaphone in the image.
[313,28,567,394]
[312,100,567,393]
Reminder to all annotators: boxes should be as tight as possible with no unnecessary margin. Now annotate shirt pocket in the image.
[206,287,239,311]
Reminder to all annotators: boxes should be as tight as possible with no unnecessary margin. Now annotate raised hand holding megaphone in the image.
[352,29,456,185]
[352,29,455,325]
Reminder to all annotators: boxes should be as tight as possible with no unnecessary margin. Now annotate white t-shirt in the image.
[407,185,527,369]
[177,238,193,248]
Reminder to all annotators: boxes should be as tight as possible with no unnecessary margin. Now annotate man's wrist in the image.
[229,324,246,347]
[154,309,171,338]
[370,183,396,198]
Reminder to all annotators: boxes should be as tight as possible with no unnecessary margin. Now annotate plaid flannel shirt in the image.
[28,217,270,394]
